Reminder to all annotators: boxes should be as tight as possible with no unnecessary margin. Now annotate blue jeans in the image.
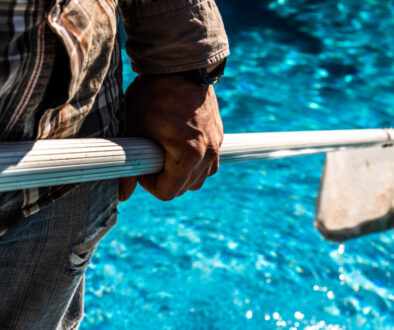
[0,179,119,329]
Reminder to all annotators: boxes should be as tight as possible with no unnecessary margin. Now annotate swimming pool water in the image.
[82,1,394,328]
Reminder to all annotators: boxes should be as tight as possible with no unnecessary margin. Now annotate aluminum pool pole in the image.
[0,129,392,192]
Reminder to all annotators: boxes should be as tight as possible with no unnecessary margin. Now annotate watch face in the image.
[180,59,227,85]
[200,58,227,85]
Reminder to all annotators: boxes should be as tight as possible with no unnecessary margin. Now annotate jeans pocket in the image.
[68,212,117,274]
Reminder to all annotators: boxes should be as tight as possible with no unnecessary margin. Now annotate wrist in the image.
[140,58,227,86]
[182,58,227,86]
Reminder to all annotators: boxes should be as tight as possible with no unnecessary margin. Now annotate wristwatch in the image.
[182,58,227,86]
[142,58,227,86]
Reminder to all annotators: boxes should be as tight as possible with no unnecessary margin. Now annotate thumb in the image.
[118,176,138,202]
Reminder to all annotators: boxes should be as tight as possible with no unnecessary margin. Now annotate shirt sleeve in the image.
[118,0,229,74]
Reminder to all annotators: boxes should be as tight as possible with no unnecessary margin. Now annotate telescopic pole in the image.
[0,129,392,192]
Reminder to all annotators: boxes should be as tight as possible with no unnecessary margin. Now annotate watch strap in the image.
[140,58,227,86]
[183,58,227,85]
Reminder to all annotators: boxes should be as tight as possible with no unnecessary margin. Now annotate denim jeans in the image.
[0,179,119,330]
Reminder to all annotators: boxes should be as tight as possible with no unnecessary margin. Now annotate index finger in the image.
[137,154,196,201]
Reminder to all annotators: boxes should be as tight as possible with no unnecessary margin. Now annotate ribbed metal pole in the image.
[0,129,392,192]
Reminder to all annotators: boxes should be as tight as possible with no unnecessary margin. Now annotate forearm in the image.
[118,0,229,74]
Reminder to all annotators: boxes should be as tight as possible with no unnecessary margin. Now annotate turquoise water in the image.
[82,1,394,329]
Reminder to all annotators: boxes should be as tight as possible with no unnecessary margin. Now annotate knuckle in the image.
[219,131,224,146]
[209,161,219,176]
[204,145,219,162]
[204,144,220,162]
[156,183,183,201]
[182,143,205,164]
[157,192,175,202]
[189,181,204,191]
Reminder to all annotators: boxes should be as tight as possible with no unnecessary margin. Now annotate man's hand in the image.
[118,75,223,202]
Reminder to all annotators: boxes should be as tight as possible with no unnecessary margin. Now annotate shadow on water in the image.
[216,0,323,55]
[216,0,360,82]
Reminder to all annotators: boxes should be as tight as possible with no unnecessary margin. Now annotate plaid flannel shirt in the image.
[0,0,229,216]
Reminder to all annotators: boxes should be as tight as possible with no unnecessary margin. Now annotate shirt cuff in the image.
[119,0,230,74]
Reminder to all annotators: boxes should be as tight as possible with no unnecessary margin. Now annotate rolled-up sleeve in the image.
[119,0,229,74]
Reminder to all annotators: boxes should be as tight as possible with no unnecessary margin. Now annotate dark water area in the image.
[216,0,324,54]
